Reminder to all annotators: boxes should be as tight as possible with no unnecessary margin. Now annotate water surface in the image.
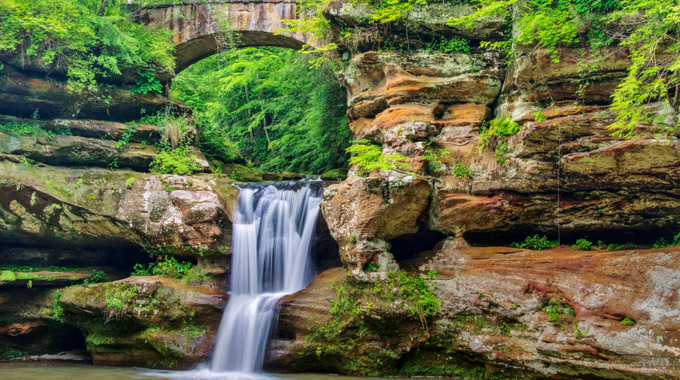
[0,363,407,380]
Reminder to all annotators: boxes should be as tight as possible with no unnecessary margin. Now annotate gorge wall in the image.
[266,2,680,379]
[1,1,679,378]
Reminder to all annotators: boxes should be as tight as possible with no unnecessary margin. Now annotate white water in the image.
[210,183,323,375]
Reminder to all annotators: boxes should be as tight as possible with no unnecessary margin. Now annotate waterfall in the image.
[210,182,323,374]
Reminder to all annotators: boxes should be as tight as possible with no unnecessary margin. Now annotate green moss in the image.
[301,270,441,375]
[0,270,17,282]
[224,164,265,182]
[320,168,348,181]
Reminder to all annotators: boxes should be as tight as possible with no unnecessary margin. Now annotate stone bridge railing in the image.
[138,0,312,71]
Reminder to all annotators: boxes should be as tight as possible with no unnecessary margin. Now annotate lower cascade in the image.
[210,182,323,374]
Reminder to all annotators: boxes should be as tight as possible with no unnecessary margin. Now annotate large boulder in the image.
[321,175,431,275]
[59,276,227,369]
[0,154,236,257]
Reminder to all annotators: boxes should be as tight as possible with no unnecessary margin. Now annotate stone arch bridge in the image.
[138,0,313,72]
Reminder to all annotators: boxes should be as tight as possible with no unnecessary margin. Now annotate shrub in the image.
[511,235,558,250]
[0,0,175,93]
[653,233,680,248]
[150,145,203,175]
[1,122,54,139]
[131,71,163,95]
[422,147,450,175]
[132,256,193,280]
[452,161,473,179]
[346,140,411,176]
[426,36,470,54]
[572,238,594,251]
[52,291,64,323]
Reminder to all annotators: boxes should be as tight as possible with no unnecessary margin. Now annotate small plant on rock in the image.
[346,140,411,176]
[479,116,521,166]
[572,238,594,251]
[541,297,575,326]
[621,317,636,326]
[511,235,558,250]
[452,161,473,179]
[653,232,680,248]
[363,262,379,273]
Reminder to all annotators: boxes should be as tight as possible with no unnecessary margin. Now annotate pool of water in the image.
[0,363,407,380]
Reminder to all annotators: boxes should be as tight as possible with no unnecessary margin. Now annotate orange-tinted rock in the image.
[268,245,680,377]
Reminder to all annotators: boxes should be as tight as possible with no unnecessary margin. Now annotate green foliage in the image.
[451,1,680,138]
[132,256,193,280]
[426,35,470,54]
[452,161,473,179]
[104,284,138,320]
[653,232,680,248]
[364,0,428,23]
[541,297,575,325]
[608,1,680,137]
[349,234,358,243]
[533,110,547,122]
[363,262,380,273]
[171,47,351,174]
[373,270,441,325]
[0,0,175,93]
[115,125,135,150]
[511,235,558,250]
[621,316,636,326]
[572,238,594,251]
[0,121,71,139]
[479,116,521,166]
[131,71,163,95]
[89,269,105,283]
[347,140,412,176]
[422,145,450,175]
[150,145,202,175]
[308,269,440,357]
[0,347,27,360]
[574,322,588,339]
[125,177,135,189]
[52,290,65,323]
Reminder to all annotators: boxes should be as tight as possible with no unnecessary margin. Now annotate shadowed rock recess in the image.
[1,0,680,378]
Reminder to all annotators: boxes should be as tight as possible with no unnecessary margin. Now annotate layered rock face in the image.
[0,105,237,367]
[269,244,680,378]
[271,2,680,378]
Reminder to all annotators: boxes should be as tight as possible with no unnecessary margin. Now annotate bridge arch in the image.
[139,0,312,72]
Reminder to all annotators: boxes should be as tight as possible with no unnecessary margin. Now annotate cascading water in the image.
[210,182,323,375]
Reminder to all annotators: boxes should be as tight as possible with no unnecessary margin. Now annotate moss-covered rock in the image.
[320,168,348,181]
[0,155,236,259]
[222,163,264,182]
[59,276,227,369]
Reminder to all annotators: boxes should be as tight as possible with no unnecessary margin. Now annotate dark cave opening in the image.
[388,228,447,263]
[0,243,156,280]
[311,213,342,274]
[463,226,679,248]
